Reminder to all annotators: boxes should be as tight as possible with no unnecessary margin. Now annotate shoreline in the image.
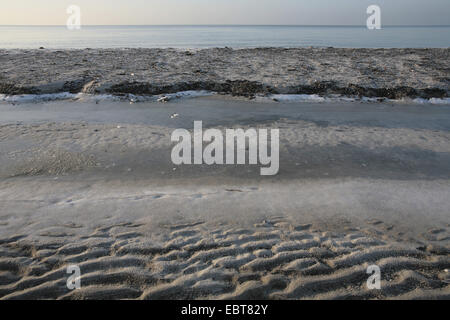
[1,48,448,99]
[1,91,450,105]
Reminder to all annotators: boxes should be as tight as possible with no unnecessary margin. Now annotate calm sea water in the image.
[0,25,449,49]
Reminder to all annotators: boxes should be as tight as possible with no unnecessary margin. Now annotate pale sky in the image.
[1,0,449,26]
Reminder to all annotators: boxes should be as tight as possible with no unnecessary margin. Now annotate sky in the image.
[1,0,449,26]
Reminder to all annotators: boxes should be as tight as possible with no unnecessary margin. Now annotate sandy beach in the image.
[1,48,449,99]
[2,0,450,308]
[0,93,449,299]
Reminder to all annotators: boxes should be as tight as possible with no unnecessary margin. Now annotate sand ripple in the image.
[0,218,448,300]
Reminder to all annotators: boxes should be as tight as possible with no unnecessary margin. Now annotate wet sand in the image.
[0,97,449,299]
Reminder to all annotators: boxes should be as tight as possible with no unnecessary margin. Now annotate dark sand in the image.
[1,48,448,99]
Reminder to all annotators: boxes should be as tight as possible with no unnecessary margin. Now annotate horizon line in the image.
[1,24,450,27]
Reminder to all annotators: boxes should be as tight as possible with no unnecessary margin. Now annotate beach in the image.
[0,91,449,299]
[2,0,450,307]
[1,48,449,99]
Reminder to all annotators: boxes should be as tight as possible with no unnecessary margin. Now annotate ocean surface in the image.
[0,25,449,49]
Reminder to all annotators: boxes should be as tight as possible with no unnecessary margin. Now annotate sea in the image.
[0,25,449,49]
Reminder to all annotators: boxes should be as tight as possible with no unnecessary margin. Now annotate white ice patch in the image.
[258,94,379,104]
[0,92,77,103]
[163,90,215,99]
[1,91,448,105]
[268,94,326,102]
[0,90,216,104]
[411,97,450,105]
[149,90,215,103]
[0,92,118,103]
[127,90,215,103]
[261,94,450,105]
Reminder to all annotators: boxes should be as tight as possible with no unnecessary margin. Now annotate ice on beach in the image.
[412,97,450,105]
[162,90,215,100]
[0,90,215,105]
[269,94,326,103]
[263,94,380,104]
[0,92,77,103]
[265,94,450,105]
[0,91,448,106]
[0,92,123,104]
